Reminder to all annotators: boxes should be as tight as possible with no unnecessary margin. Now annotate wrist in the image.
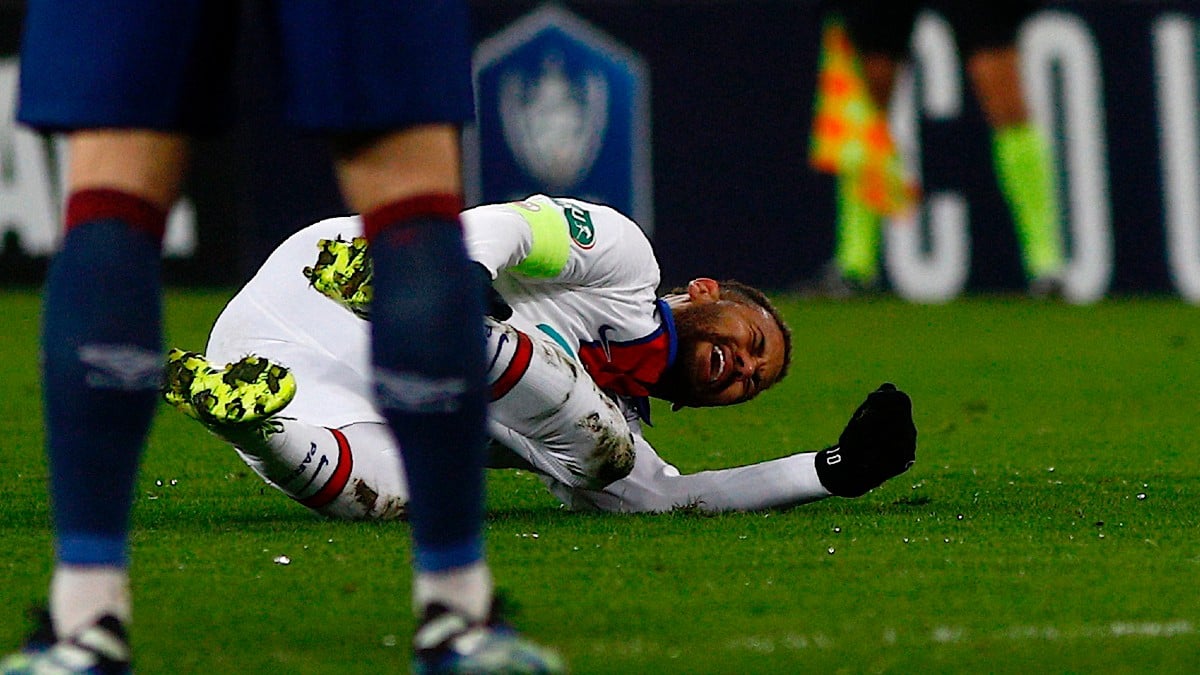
[814,445,870,498]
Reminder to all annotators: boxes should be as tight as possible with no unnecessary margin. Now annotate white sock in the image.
[50,564,131,638]
[413,561,493,622]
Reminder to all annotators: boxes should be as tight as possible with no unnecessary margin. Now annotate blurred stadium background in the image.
[2,3,1200,672]
[1,1,1198,302]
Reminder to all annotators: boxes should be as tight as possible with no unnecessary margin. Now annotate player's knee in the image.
[589,425,635,488]
[579,405,636,488]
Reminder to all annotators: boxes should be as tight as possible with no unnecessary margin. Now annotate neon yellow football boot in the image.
[303,236,373,319]
[162,348,296,428]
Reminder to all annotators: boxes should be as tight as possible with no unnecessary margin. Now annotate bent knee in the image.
[579,411,636,488]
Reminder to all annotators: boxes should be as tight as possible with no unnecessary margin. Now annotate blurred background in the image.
[0,0,1197,302]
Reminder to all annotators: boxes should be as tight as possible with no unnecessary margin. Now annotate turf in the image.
[1,288,1197,673]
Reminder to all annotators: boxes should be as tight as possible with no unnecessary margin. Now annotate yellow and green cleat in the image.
[162,348,296,428]
[303,236,373,319]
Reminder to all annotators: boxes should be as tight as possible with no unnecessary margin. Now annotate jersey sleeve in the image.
[462,194,657,289]
[542,427,834,513]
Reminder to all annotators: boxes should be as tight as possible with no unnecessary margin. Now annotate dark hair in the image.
[667,280,793,382]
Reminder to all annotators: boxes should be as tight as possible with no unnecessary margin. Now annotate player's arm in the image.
[542,431,831,513]
[461,196,571,280]
[462,195,657,288]
[544,384,918,512]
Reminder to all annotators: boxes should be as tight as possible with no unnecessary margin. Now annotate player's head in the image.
[653,278,792,408]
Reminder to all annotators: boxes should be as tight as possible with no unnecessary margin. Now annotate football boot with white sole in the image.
[413,600,566,675]
[1,611,130,675]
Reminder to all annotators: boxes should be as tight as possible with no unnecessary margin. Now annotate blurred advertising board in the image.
[0,2,1197,301]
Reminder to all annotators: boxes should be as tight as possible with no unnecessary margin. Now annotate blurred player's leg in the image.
[815,0,910,296]
[832,173,883,292]
[9,130,188,674]
[277,1,562,666]
[338,129,563,673]
[338,125,493,613]
[11,0,236,668]
[952,0,1065,296]
[969,47,1065,294]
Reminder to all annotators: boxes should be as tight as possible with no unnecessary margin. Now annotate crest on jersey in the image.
[562,202,596,248]
[467,5,654,235]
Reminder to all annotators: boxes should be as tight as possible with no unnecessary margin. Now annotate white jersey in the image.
[466,195,674,400]
[209,195,671,424]
[207,196,829,514]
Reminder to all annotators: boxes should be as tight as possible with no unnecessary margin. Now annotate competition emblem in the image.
[500,54,608,191]
[468,5,654,235]
[562,202,596,248]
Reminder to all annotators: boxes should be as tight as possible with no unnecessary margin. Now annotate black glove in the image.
[471,262,512,321]
[815,383,917,497]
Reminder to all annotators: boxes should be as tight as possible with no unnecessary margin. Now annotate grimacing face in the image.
[660,290,787,408]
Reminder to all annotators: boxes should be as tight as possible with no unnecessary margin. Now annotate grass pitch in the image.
[1,288,1198,673]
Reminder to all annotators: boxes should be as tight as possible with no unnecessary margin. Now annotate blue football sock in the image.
[43,220,162,566]
[368,217,488,572]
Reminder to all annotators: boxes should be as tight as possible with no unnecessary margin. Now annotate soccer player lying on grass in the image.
[163,195,917,517]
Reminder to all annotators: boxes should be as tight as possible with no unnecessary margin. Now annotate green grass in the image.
[2,289,1199,673]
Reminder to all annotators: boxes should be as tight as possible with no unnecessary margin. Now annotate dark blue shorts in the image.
[829,0,1037,58]
[17,1,474,134]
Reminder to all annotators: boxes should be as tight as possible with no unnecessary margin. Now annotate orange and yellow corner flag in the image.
[809,20,918,217]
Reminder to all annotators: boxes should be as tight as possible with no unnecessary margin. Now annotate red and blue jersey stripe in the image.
[577,300,678,401]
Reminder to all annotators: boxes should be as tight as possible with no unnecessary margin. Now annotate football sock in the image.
[413,560,494,622]
[44,190,165,572]
[992,123,1064,279]
[50,564,131,638]
[834,173,881,283]
[363,194,489,574]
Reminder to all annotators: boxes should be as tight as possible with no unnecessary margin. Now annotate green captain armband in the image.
[303,236,374,320]
[507,197,573,278]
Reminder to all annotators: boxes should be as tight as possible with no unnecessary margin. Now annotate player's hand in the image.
[472,262,513,321]
[815,383,917,497]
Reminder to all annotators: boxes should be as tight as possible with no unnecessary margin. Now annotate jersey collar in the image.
[630,299,678,425]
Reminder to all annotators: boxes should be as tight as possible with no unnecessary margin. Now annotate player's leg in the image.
[234,421,411,520]
[486,320,635,490]
[9,2,238,670]
[970,47,1065,292]
[5,129,185,675]
[163,348,409,519]
[818,0,917,294]
[956,2,1065,293]
[274,2,561,670]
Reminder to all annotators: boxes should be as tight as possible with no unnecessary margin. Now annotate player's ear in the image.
[687,278,720,304]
